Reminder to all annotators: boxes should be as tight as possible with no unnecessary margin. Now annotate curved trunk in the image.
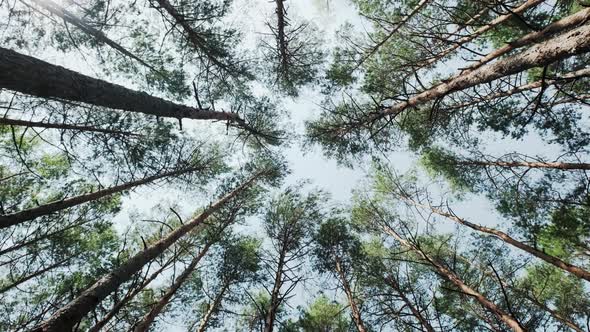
[31,171,263,332]
[0,166,200,228]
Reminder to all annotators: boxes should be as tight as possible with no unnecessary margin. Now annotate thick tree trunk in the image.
[31,171,263,332]
[422,203,590,281]
[0,47,246,125]
[381,225,525,332]
[384,275,435,332]
[0,116,140,137]
[274,0,289,78]
[460,159,590,171]
[29,0,156,71]
[133,242,214,332]
[196,283,230,332]
[359,21,590,126]
[463,7,590,72]
[0,165,200,228]
[334,259,367,332]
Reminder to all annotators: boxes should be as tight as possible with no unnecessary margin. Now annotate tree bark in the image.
[384,275,435,332]
[334,258,367,332]
[196,283,230,332]
[0,47,246,125]
[29,0,156,72]
[0,165,201,228]
[264,245,286,332]
[421,203,590,281]
[133,241,214,332]
[31,171,264,332]
[274,0,289,79]
[380,225,525,332]
[460,159,590,171]
[352,21,590,128]
[0,116,140,137]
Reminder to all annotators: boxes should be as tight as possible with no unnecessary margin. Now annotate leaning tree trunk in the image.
[334,258,367,332]
[196,283,230,332]
[384,275,435,332]
[0,47,247,126]
[31,171,264,332]
[0,165,201,228]
[380,225,525,332]
[459,159,590,171]
[133,241,214,332]
[0,117,140,137]
[359,21,590,127]
[29,0,156,71]
[420,203,590,281]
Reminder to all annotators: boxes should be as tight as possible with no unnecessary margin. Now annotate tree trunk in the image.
[359,21,590,126]
[422,203,590,281]
[384,275,435,332]
[196,283,230,332]
[87,254,179,332]
[274,0,289,78]
[0,116,140,137]
[380,225,525,332]
[29,0,156,72]
[31,171,263,332]
[0,165,200,228]
[0,256,71,293]
[460,159,590,171]
[334,258,367,332]
[0,47,246,125]
[133,241,214,332]
[264,247,286,332]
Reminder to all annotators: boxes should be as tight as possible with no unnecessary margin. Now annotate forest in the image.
[0,0,589,331]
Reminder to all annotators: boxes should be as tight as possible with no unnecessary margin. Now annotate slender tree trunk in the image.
[152,0,231,73]
[460,159,590,171]
[0,47,246,125]
[358,22,590,127]
[0,256,71,293]
[31,171,264,332]
[420,203,590,281]
[29,0,157,72]
[417,0,543,68]
[0,116,140,137]
[334,258,367,332]
[87,257,175,332]
[133,241,214,332]
[274,0,289,78]
[0,165,200,228]
[380,225,525,332]
[196,283,230,332]
[384,275,435,332]
[264,247,286,332]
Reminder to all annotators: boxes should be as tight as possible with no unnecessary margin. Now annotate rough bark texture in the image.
[274,0,289,78]
[334,259,367,332]
[31,172,263,332]
[0,166,199,228]
[384,275,435,332]
[381,225,525,332]
[0,47,244,124]
[361,21,590,126]
[424,204,590,281]
[0,117,140,137]
[133,242,214,332]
